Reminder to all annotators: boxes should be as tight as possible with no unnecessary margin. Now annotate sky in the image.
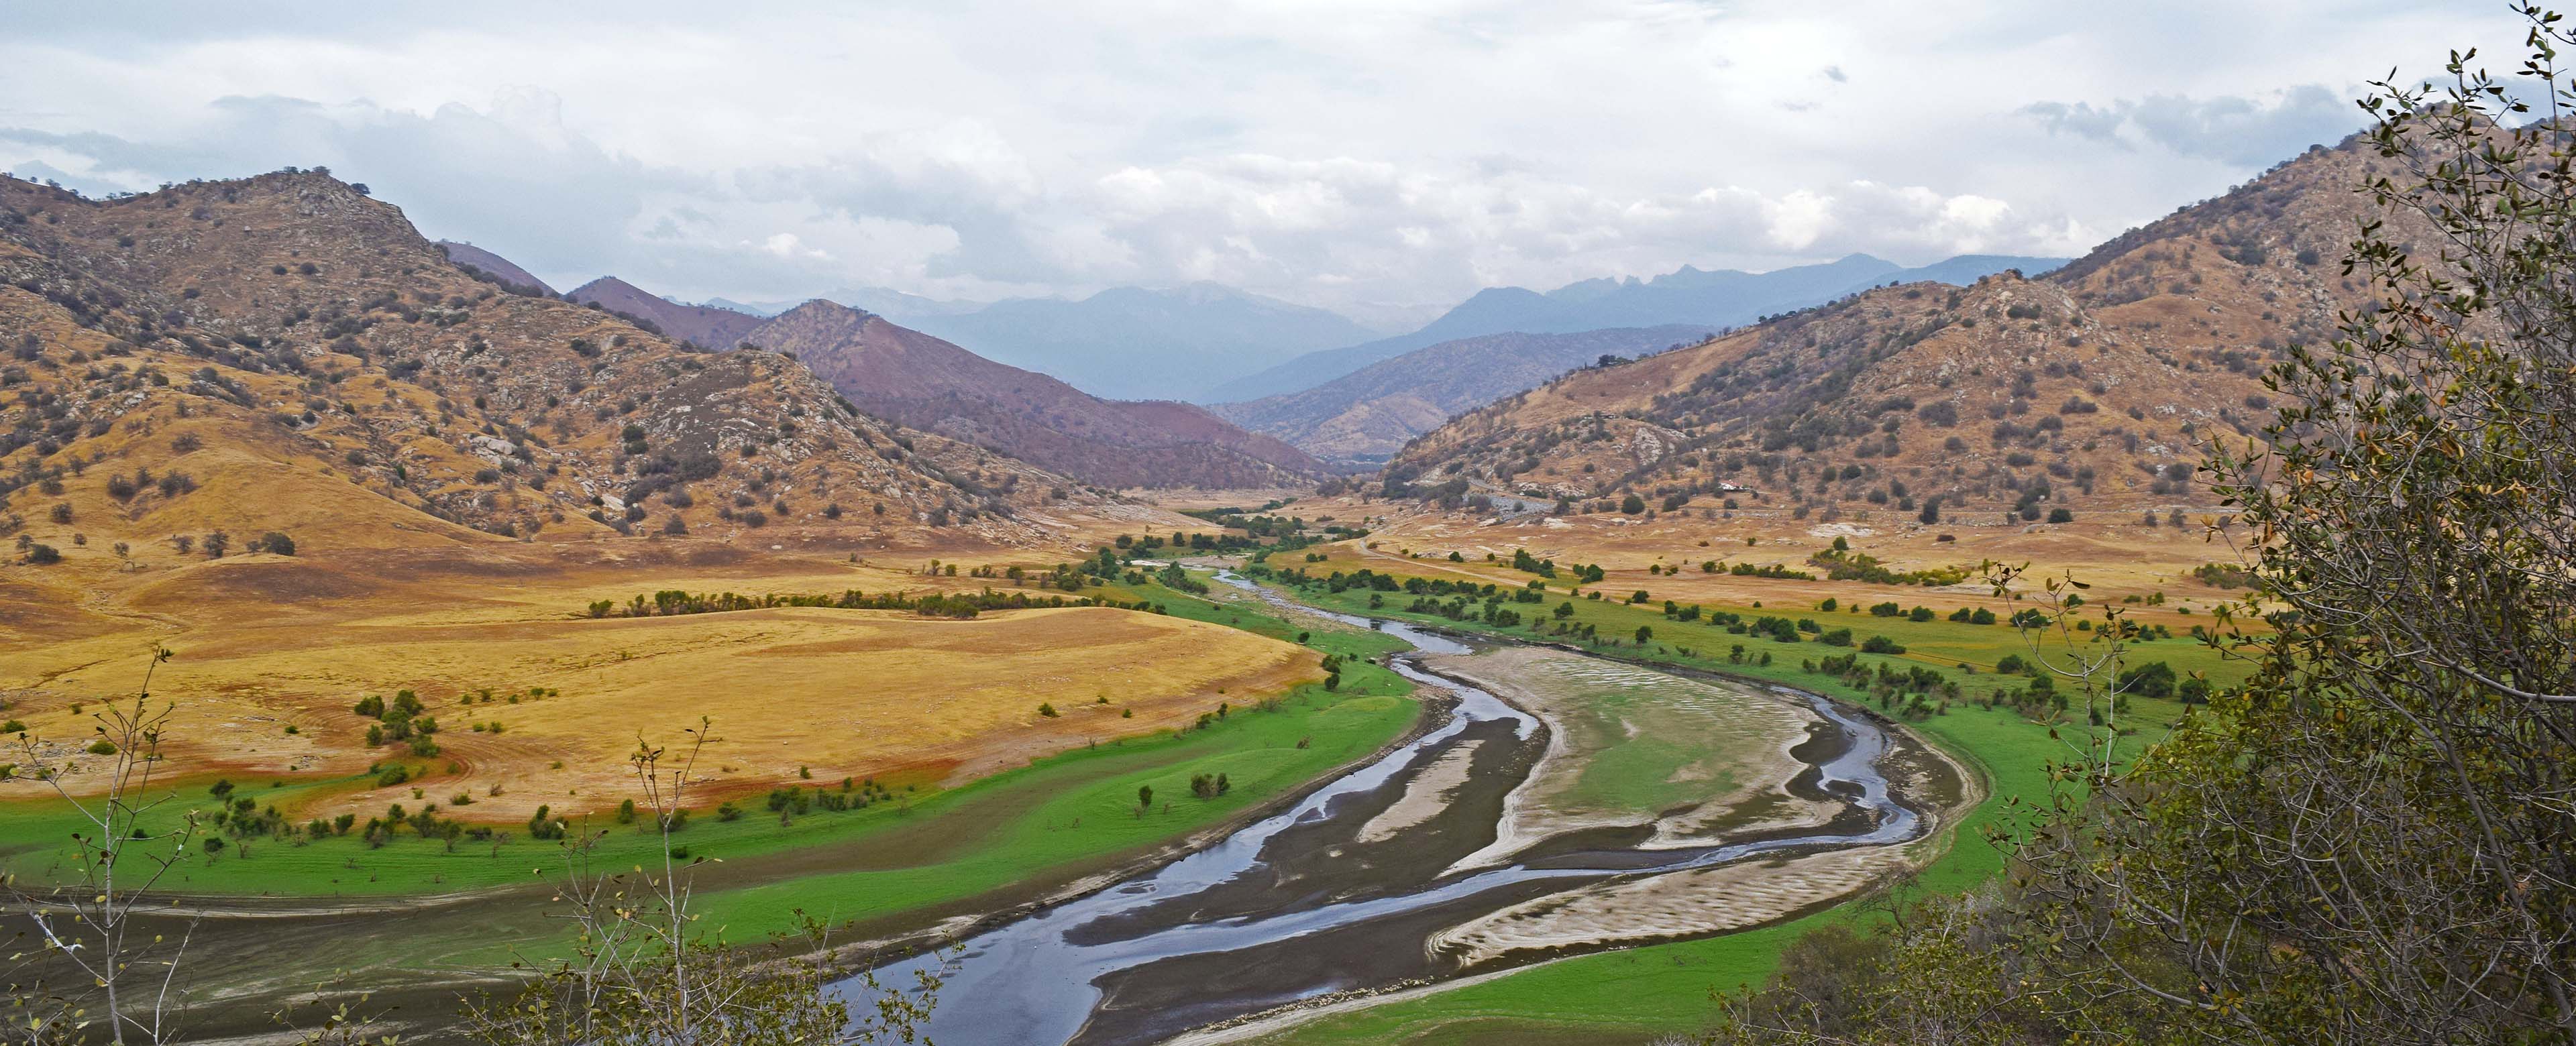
[0,1,2522,329]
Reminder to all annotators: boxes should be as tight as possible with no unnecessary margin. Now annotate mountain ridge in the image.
[1201,253,2068,405]
[1211,325,1719,464]
[858,281,1385,402]
[1385,136,2408,522]
[744,300,1323,489]
[566,276,765,351]
[0,170,1097,553]
[434,240,555,296]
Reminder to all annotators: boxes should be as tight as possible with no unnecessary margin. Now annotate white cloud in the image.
[0,0,2522,318]
[761,232,832,262]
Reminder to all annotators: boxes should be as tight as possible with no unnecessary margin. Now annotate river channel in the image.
[843,572,1941,1045]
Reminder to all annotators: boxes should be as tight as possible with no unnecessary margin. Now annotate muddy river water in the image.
[843,573,1938,1045]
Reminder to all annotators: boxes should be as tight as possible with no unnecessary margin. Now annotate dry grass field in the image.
[1278,491,2252,620]
[0,528,1320,823]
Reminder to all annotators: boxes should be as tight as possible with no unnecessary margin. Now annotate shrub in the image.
[2116,660,2178,699]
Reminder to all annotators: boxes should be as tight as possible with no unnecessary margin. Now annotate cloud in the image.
[0,1,2518,320]
[2023,86,2363,166]
[761,233,831,262]
[5,90,681,286]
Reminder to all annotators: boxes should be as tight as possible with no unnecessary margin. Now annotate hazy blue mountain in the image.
[1827,254,2068,297]
[1201,253,2068,404]
[699,296,791,317]
[855,282,1385,402]
[826,286,990,323]
[1211,325,1718,464]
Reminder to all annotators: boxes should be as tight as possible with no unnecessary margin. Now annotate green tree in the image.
[1713,21,2576,1043]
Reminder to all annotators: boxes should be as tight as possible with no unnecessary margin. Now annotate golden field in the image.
[0,528,1320,822]
[1279,491,2253,623]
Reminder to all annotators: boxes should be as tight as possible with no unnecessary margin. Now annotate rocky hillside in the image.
[747,300,1323,489]
[1389,134,2412,523]
[1212,325,1716,465]
[0,170,1095,554]
[568,276,764,350]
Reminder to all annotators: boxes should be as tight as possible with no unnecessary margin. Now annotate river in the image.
[843,571,1929,1045]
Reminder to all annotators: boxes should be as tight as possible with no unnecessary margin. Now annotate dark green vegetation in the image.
[1693,31,2576,1046]
[579,585,1159,620]
[1238,550,2233,1044]
[1251,559,2243,720]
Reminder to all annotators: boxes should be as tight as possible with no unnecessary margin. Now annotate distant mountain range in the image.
[567,276,765,350]
[749,302,1322,489]
[835,282,1387,403]
[1202,253,2068,404]
[1389,135,2400,518]
[435,241,2067,477]
[464,251,1324,489]
[1210,326,1719,465]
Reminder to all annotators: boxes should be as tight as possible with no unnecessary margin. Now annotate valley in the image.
[5,11,2559,1044]
[854,572,1968,1046]
[0,156,2306,1045]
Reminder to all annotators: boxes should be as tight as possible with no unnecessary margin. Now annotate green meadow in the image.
[0,551,2251,1037]
[1236,560,2249,1045]
[0,582,1422,976]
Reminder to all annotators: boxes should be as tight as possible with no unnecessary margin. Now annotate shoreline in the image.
[1150,580,1990,1046]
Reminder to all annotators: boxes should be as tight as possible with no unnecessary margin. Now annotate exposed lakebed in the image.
[844,573,1964,1045]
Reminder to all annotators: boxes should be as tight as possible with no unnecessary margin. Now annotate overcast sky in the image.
[0,1,2519,327]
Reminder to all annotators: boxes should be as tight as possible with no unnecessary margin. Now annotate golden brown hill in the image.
[0,169,1104,557]
[1391,133,2419,526]
[748,300,1323,489]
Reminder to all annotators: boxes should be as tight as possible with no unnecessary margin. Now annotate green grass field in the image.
[0,547,2252,1037]
[1235,560,2252,1045]
[0,582,1424,974]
